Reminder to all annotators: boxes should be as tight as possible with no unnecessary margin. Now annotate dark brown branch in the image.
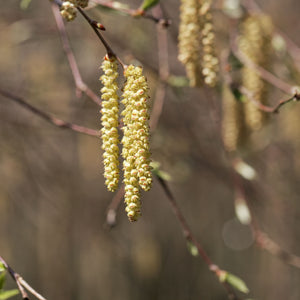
[156,176,240,300]
[0,256,46,300]
[0,89,99,137]
[51,4,102,106]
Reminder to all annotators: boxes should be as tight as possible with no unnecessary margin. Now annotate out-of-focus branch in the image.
[51,4,102,106]
[91,0,171,26]
[150,5,170,131]
[156,176,240,300]
[255,231,300,268]
[0,256,46,300]
[220,49,300,113]
[0,89,99,137]
[232,167,300,270]
[230,39,294,94]
[240,86,300,113]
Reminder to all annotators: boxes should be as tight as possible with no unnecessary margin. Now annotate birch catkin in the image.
[222,85,247,152]
[122,65,152,222]
[178,0,202,87]
[199,0,219,87]
[100,55,120,192]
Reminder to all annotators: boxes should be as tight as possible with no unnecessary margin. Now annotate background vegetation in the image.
[0,0,300,299]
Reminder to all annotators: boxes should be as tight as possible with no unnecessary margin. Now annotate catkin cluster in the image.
[178,0,218,87]
[60,0,89,21]
[239,14,273,131]
[99,58,152,222]
[222,14,273,152]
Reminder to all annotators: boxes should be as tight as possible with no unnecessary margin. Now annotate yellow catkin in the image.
[178,0,202,87]
[60,1,77,21]
[199,0,219,87]
[239,14,273,131]
[222,85,247,152]
[122,65,152,222]
[100,55,120,192]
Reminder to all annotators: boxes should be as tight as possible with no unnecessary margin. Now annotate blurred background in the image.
[0,0,300,299]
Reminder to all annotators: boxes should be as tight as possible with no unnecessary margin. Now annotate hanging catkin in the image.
[121,65,152,222]
[178,0,202,87]
[100,55,120,192]
[199,0,219,87]
[239,14,273,131]
[222,85,247,152]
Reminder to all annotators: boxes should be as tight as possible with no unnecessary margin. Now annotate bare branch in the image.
[232,166,300,270]
[0,88,99,137]
[156,176,240,300]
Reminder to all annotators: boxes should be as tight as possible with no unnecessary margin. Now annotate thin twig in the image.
[255,231,300,268]
[220,48,300,113]
[91,0,171,26]
[18,277,47,300]
[0,256,46,300]
[77,7,114,56]
[0,89,99,137]
[240,86,300,113]
[231,38,294,94]
[156,176,240,300]
[51,3,102,106]
[231,165,300,269]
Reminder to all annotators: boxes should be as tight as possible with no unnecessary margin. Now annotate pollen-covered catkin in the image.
[60,1,77,22]
[178,0,202,87]
[100,55,120,192]
[199,0,219,87]
[122,65,152,222]
[222,85,247,152]
[239,14,273,131]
